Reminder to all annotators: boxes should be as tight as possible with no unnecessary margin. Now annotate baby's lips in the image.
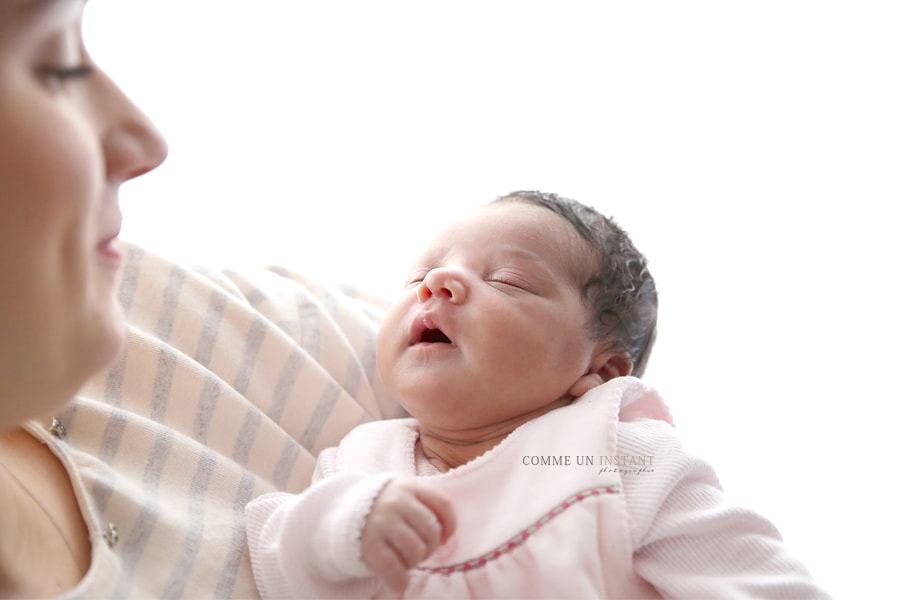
[408,316,428,345]
[409,311,451,345]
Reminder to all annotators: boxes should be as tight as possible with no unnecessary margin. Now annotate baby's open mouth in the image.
[420,328,452,344]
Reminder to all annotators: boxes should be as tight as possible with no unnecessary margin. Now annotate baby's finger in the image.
[413,486,457,543]
[396,505,443,561]
[389,521,432,568]
[368,543,411,592]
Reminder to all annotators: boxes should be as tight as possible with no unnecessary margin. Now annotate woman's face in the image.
[0,0,167,429]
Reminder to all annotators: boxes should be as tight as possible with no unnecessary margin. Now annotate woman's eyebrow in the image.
[13,0,55,12]
[7,0,59,17]
[11,0,85,14]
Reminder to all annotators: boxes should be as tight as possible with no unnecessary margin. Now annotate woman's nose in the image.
[97,70,168,183]
[417,268,467,304]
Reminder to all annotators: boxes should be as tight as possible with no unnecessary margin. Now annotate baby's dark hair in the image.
[495,191,658,378]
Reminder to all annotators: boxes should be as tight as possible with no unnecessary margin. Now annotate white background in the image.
[85,2,898,597]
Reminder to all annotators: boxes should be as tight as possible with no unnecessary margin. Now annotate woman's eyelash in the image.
[44,65,94,81]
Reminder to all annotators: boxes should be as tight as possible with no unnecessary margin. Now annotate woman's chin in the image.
[80,301,127,379]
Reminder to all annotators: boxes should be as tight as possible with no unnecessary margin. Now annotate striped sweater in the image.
[30,241,402,598]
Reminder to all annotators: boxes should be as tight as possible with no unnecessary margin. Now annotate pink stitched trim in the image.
[415,485,620,575]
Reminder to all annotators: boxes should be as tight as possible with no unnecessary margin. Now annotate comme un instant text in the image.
[521,455,654,467]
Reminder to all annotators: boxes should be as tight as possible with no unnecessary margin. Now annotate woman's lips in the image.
[97,231,122,267]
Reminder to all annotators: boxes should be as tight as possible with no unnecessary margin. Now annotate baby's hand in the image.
[360,477,456,592]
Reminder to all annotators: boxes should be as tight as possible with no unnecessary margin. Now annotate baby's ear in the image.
[568,349,633,398]
[568,373,604,398]
[593,349,633,382]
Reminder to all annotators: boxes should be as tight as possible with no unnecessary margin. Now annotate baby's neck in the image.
[418,435,503,473]
[416,396,573,472]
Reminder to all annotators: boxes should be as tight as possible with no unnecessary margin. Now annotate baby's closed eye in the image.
[486,270,536,293]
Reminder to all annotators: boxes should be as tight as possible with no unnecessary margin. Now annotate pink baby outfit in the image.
[246,377,831,599]
[336,378,660,599]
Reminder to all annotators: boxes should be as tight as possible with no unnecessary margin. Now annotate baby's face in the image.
[377,201,600,432]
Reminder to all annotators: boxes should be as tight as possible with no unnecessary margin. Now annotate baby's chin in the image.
[397,391,481,427]
[396,390,450,414]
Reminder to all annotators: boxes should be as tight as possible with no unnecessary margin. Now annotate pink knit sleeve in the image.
[619,419,832,599]
[245,467,395,599]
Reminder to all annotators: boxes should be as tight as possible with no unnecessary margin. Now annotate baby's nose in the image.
[417,268,466,304]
